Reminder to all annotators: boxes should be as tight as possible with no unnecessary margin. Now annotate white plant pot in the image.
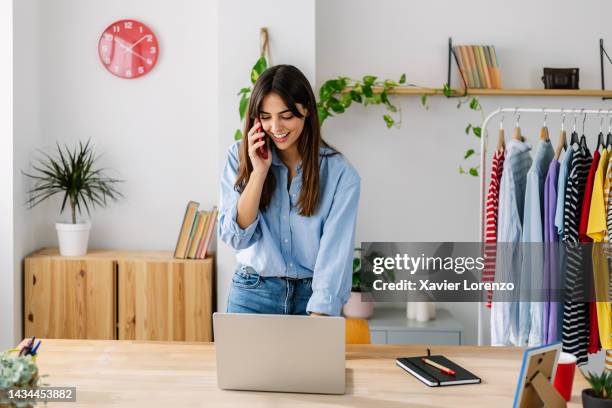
[56,221,91,256]
[342,291,375,319]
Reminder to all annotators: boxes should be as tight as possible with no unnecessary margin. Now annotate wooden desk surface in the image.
[33,339,587,407]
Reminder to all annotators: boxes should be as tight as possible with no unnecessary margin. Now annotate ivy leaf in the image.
[469,97,480,110]
[340,93,353,108]
[363,75,377,86]
[464,149,475,159]
[350,90,363,103]
[399,73,406,84]
[443,83,452,97]
[469,167,479,177]
[319,81,335,101]
[250,56,268,84]
[234,129,242,140]
[384,80,398,88]
[318,105,331,124]
[239,94,249,121]
[421,94,428,109]
[237,87,251,96]
[459,166,466,174]
[473,127,482,137]
[383,114,394,128]
[362,85,373,98]
[328,97,345,113]
[465,124,472,135]
[380,91,389,104]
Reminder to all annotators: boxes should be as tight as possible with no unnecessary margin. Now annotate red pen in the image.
[422,357,456,376]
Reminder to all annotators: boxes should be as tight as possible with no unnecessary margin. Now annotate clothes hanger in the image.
[513,108,524,141]
[606,109,612,149]
[580,108,588,150]
[554,109,567,160]
[539,108,550,141]
[496,108,505,153]
[570,110,580,145]
[596,108,605,152]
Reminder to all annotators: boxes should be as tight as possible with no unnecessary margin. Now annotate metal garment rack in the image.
[477,107,612,346]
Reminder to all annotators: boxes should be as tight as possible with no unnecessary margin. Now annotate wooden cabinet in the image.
[24,256,116,339]
[24,248,214,341]
[117,259,213,341]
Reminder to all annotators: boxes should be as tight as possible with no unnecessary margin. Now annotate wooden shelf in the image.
[359,86,612,97]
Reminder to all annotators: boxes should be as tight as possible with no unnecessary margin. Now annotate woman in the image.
[218,64,360,316]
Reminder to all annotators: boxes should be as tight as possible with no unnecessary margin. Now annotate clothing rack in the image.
[477,107,612,346]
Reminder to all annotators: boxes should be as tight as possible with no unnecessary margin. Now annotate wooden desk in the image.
[33,339,587,407]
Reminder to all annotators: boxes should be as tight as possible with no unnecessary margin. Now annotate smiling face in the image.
[258,92,308,153]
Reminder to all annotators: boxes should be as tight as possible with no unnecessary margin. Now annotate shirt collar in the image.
[271,145,333,171]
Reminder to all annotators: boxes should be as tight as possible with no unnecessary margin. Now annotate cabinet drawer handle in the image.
[28,312,33,322]
[32,275,36,285]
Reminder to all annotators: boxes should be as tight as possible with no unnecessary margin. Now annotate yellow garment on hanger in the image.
[587,148,612,349]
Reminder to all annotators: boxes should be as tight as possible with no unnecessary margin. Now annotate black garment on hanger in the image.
[571,131,580,145]
[580,134,588,150]
[597,132,605,151]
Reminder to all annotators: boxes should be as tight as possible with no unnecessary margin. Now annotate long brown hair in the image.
[235,65,338,216]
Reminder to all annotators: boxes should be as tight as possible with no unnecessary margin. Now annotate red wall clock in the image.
[98,19,159,79]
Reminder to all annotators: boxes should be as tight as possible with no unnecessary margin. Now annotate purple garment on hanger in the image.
[543,158,560,344]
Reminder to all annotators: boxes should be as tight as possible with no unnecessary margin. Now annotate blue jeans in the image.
[227,265,313,315]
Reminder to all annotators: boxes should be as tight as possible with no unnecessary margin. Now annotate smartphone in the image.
[255,123,269,160]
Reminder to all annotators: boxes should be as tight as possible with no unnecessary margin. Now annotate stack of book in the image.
[173,201,218,259]
[452,45,502,89]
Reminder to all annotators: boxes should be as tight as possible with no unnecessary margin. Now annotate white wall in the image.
[217,0,316,313]
[35,0,219,250]
[1,0,17,349]
[316,0,612,345]
[7,0,218,347]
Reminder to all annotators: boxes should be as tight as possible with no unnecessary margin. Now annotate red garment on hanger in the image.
[579,149,601,354]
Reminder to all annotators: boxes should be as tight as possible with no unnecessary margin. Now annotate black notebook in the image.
[396,355,481,387]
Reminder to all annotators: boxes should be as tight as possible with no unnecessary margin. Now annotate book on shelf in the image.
[453,44,502,89]
[187,210,208,259]
[174,201,199,258]
[197,206,218,259]
[174,201,217,259]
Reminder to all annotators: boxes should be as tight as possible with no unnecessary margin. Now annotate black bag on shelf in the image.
[542,68,579,89]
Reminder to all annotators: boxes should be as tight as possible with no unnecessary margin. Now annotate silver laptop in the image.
[213,312,346,394]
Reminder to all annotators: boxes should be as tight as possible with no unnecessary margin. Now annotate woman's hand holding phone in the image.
[247,119,272,176]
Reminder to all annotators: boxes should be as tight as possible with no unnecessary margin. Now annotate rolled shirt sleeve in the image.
[306,179,361,316]
[217,142,262,250]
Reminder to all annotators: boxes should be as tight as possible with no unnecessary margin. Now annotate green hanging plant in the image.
[317,74,409,129]
[443,84,483,177]
[234,56,269,141]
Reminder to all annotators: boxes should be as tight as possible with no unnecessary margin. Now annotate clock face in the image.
[98,19,159,79]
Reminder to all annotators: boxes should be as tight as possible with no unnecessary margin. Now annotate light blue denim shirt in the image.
[554,147,574,237]
[519,139,553,347]
[218,140,361,316]
[492,139,532,346]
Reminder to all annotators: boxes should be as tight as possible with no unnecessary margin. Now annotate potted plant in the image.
[0,349,41,408]
[583,370,612,407]
[22,140,124,256]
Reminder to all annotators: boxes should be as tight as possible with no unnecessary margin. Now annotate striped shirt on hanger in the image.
[484,149,505,307]
[562,143,592,366]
